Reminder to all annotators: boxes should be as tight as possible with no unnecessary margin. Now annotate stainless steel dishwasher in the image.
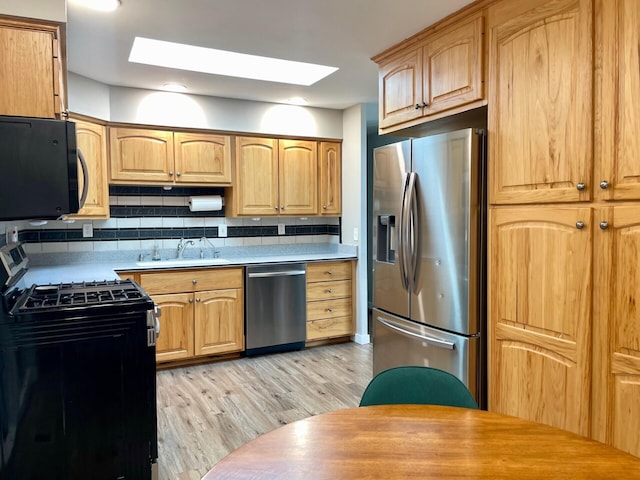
[245,263,307,356]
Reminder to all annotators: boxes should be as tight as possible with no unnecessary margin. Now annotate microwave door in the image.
[372,141,411,319]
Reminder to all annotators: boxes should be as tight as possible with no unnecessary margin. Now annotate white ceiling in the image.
[66,0,474,110]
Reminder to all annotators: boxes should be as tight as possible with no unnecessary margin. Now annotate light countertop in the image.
[24,243,358,285]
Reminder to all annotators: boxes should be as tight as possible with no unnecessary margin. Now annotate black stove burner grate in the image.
[18,279,147,311]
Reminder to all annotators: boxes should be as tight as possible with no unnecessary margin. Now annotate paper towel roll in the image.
[189,195,223,212]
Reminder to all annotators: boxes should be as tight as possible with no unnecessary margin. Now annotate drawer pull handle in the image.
[326,270,333,275]
[327,288,333,294]
[326,308,334,313]
[192,279,198,284]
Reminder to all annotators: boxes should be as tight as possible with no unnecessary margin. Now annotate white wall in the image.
[0,0,65,22]
[68,73,111,120]
[67,73,343,139]
[342,104,369,344]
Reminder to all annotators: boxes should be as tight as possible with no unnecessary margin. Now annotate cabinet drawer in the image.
[306,261,352,283]
[140,267,243,294]
[307,279,351,301]
[307,317,353,341]
[307,298,352,321]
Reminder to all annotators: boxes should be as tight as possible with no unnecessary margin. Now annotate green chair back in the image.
[359,366,478,409]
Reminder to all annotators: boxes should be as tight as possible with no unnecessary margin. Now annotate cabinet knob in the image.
[323,205,327,209]
[600,180,609,189]
[326,308,334,313]
[421,102,428,108]
[196,298,201,302]
[415,104,422,110]
[600,221,609,230]
[275,206,280,211]
[169,171,174,177]
[326,270,333,275]
[576,182,586,191]
[192,279,198,284]
[189,298,194,304]
[576,221,585,230]
[327,288,333,294]
[280,206,285,210]
[176,172,181,177]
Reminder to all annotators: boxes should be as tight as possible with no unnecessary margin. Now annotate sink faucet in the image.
[177,238,195,258]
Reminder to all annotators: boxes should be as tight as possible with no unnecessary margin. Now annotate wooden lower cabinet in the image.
[138,267,244,364]
[592,205,640,456]
[488,206,592,437]
[306,261,354,342]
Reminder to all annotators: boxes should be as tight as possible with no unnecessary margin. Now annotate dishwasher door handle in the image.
[248,270,306,278]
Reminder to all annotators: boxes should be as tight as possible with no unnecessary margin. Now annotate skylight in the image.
[128,37,338,86]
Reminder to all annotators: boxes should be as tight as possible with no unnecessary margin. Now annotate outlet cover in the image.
[278,223,286,235]
[353,227,359,241]
[218,224,228,237]
[82,224,93,238]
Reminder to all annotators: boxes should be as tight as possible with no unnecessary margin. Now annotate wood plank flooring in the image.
[156,342,373,480]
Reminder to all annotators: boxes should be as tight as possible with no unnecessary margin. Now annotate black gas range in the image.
[0,242,159,480]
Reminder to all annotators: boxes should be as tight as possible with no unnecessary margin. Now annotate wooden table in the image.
[202,404,640,479]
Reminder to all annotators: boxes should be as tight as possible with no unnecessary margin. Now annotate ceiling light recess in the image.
[162,83,187,93]
[129,37,338,86]
[70,0,121,12]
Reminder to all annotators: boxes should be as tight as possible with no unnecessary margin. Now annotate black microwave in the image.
[0,115,87,221]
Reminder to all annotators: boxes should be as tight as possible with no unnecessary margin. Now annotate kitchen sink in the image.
[136,258,231,268]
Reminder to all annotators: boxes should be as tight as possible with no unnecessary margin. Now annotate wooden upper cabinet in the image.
[174,132,232,184]
[0,17,64,118]
[487,0,593,205]
[279,139,318,215]
[596,0,640,201]
[234,136,279,216]
[489,206,592,437]
[592,205,640,457]
[319,142,341,216]
[109,127,175,183]
[231,137,319,216]
[109,127,232,186]
[67,118,110,219]
[423,12,484,116]
[375,10,485,133]
[378,47,424,129]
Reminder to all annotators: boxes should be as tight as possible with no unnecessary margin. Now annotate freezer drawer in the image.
[373,308,479,405]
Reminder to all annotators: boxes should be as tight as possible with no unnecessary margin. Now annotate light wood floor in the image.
[156,342,373,480]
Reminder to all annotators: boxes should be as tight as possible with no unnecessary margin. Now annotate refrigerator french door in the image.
[372,128,486,407]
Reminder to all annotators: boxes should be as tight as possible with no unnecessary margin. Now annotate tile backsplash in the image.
[0,186,340,252]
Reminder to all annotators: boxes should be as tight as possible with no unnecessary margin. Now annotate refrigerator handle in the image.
[377,317,456,350]
[406,172,420,293]
[398,173,410,290]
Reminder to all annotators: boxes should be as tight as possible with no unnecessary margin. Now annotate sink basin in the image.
[136,258,231,268]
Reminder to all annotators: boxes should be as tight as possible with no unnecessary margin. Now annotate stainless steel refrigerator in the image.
[372,128,486,407]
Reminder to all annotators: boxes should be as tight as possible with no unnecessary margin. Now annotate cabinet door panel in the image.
[425,13,484,115]
[593,205,640,456]
[488,0,592,204]
[319,142,341,215]
[279,140,318,215]
[489,206,592,436]
[235,137,279,215]
[378,47,424,129]
[597,0,640,200]
[195,289,243,356]
[68,119,110,219]
[152,293,194,362]
[174,132,232,184]
[109,128,174,183]
[0,24,56,118]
